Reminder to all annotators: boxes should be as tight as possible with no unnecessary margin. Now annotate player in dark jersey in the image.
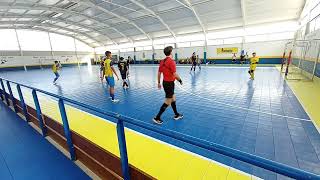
[127,56,131,77]
[240,50,245,65]
[196,55,201,70]
[191,52,197,71]
[118,57,129,88]
[100,57,105,81]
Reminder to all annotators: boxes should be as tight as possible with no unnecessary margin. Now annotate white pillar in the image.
[152,40,155,63]
[73,36,79,66]
[48,32,54,59]
[15,29,26,70]
[14,29,23,56]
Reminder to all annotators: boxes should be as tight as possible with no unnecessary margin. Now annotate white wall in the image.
[0,52,93,68]
[243,41,287,57]
[154,49,165,60]
[177,46,204,59]
[114,40,287,61]
[119,51,134,59]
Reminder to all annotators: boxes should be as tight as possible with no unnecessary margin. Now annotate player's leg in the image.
[251,66,256,79]
[53,72,59,83]
[124,79,129,88]
[105,77,112,98]
[153,99,171,125]
[153,81,171,124]
[100,68,103,79]
[250,64,257,79]
[248,69,254,79]
[107,77,119,102]
[122,73,129,88]
[171,94,183,120]
[110,87,119,103]
[121,73,126,88]
[248,68,252,78]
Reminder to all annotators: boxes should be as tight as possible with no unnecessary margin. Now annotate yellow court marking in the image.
[203,162,230,180]
[276,65,320,130]
[227,170,253,180]
[19,90,258,179]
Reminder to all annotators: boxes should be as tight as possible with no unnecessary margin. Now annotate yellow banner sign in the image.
[217,47,238,54]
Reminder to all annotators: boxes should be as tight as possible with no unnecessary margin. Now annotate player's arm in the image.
[111,67,119,80]
[157,66,162,89]
[171,61,182,85]
[174,73,182,85]
[101,67,105,81]
[157,71,163,89]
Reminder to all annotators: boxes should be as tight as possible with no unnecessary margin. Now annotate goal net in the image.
[282,40,320,81]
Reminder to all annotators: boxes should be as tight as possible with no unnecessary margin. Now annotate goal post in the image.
[282,39,320,81]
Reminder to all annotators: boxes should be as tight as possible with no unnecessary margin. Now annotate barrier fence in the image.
[0,77,319,180]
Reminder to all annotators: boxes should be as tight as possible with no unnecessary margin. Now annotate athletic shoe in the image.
[111,99,120,103]
[174,114,183,120]
[153,117,163,125]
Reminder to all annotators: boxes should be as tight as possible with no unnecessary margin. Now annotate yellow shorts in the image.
[250,64,257,71]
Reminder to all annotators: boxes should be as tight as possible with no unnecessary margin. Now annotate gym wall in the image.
[118,40,287,64]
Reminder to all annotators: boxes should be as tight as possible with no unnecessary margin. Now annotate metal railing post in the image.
[116,119,130,180]
[0,84,3,101]
[32,90,47,136]
[17,84,29,122]
[58,98,76,161]
[0,79,9,105]
[312,42,320,80]
[6,81,17,112]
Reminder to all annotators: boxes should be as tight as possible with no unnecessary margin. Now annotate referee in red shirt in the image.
[153,46,183,125]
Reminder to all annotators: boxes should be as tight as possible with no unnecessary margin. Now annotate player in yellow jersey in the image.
[103,51,120,103]
[52,61,60,84]
[248,52,259,80]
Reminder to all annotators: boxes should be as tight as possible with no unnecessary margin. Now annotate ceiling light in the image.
[52,13,63,18]
[41,20,49,24]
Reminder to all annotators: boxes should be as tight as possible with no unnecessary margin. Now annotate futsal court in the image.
[2,0,320,179]
[1,64,319,179]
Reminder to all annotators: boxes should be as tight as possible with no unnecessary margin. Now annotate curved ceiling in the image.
[0,0,306,47]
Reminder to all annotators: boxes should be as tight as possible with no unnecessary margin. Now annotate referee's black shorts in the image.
[163,81,175,98]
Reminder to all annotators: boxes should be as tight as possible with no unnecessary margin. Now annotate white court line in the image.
[177,85,312,122]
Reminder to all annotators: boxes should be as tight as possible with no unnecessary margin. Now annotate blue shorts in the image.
[105,76,115,87]
[54,72,60,77]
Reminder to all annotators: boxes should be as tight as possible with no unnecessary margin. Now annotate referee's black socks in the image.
[171,101,179,115]
[156,103,169,119]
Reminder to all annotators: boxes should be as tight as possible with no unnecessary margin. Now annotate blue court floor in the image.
[0,101,89,180]
[1,65,320,179]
